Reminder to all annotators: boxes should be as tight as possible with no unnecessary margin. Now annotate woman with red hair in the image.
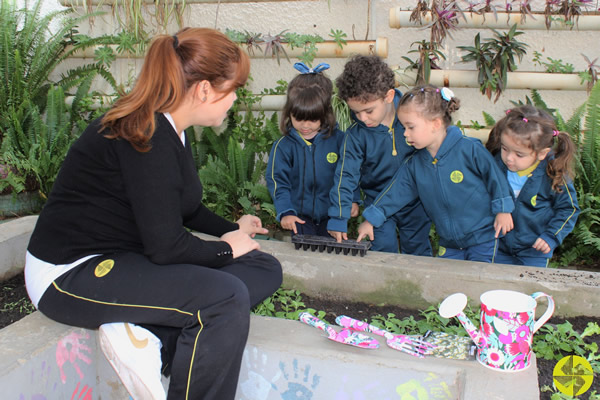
[25,28,282,400]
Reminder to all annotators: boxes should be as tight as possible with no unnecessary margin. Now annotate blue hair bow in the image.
[294,62,330,74]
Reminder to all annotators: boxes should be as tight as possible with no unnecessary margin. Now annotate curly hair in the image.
[335,55,395,102]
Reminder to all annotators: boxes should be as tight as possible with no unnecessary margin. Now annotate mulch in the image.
[1,273,598,399]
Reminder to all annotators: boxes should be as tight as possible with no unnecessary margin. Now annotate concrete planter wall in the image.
[389,9,600,31]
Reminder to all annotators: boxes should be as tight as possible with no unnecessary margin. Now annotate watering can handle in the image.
[531,292,555,334]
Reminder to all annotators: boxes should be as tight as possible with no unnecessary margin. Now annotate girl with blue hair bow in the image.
[266,62,348,236]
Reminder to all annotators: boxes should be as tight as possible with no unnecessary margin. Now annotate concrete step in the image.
[239,315,539,400]
[0,311,539,399]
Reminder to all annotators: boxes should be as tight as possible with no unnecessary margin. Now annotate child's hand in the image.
[237,215,268,238]
[532,238,551,254]
[351,202,360,218]
[281,215,305,234]
[494,213,514,238]
[357,221,374,242]
[328,230,348,242]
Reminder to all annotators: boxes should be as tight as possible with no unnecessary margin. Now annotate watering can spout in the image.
[439,293,487,348]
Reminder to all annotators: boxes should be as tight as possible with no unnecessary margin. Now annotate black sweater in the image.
[28,114,237,267]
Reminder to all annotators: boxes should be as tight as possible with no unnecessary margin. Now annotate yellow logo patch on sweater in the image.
[450,170,464,183]
[327,152,338,163]
[95,259,115,278]
[531,195,537,207]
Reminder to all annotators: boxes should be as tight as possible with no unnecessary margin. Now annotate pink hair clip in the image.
[553,130,559,137]
[522,117,528,123]
[505,110,511,115]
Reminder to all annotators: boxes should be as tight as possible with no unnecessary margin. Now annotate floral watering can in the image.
[439,290,554,372]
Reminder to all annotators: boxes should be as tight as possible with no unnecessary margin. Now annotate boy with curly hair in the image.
[328,55,432,255]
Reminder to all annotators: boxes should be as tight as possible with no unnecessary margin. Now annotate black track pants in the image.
[37,250,282,400]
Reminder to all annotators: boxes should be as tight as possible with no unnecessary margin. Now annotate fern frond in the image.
[482,111,496,127]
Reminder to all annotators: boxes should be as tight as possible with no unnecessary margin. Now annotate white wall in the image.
[54,0,599,125]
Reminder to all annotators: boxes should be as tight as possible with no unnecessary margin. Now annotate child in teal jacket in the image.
[266,63,344,236]
[327,55,432,255]
[359,85,514,262]
[486,105,579,267]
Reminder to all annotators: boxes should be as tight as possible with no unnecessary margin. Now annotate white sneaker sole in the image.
[99,323,166,400]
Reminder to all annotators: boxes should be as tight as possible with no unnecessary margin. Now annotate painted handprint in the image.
[56,331,92,384]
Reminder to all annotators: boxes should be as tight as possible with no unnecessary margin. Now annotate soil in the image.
[1,273,598,399]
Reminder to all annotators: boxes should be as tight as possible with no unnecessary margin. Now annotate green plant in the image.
[532,51,575,73]
[283,32,324,66]
[192,85,284,223]
[0,85,90,198]
[0,0,125,197]
[0,296,35,315]
[225,29,345,67]
[459,24,528,102]
[66,0,185,44]
[332,88,352,132]
[328,29,347,50]
[0,0,112,126]
[251,288,326,320]
[402,40,446,85]
[370,300,479,336]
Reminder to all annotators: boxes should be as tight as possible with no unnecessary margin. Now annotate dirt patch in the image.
[0,273,34,329]
[2,273,598,399]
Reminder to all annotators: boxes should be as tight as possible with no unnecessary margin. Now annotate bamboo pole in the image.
[67,38,388,59]
[394,69,586,91]
[389,8,600,31]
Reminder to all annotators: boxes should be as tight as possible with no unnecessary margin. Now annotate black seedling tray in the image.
[291,234,372,257]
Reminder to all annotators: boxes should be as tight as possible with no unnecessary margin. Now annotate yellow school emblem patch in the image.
[531,195,537,207]
[450,170,464,183]
[326,152,338,163]
[94,259,115,278]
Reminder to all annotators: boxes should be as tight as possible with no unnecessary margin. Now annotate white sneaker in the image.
[99,322,167,400]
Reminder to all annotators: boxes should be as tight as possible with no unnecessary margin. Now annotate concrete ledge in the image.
[0,217,553,399]
[1,216,599,318]
[239,315,538,400]
[1,312,539,399]
[0,215,37,281]
[254,239,600,318]
[0,312,129,399]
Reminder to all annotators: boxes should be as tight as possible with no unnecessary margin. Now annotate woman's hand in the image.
[494,212,514,238]
[357,221,374,242]
[236,215,268,238]
[281,215,305,234]
[221,230,260,258]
